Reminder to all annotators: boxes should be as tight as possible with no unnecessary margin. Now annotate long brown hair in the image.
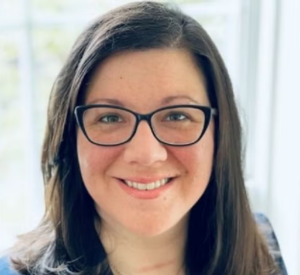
[9,2,277,274]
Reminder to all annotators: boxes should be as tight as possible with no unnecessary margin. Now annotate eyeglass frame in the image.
[74,104,217,147]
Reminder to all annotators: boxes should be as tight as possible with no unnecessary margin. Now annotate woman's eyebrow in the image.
[87,95,200,106]
[161,95,200,104]
[87,98,125,106]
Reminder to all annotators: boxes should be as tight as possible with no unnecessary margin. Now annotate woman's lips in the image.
[121,178,171,190]
[116,177,175,200]
[118,176,174,183]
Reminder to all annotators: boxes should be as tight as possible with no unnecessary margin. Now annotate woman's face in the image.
[77,49,215,236]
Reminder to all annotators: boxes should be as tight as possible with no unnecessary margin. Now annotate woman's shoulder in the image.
[0,256,20,275]
[254,213,288,274]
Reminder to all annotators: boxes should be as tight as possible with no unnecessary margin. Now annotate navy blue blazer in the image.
[0,213,288,274]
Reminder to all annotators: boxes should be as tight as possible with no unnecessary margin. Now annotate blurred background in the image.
[0,0,299,274]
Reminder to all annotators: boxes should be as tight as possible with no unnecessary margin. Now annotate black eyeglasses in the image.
[74,104,217,146]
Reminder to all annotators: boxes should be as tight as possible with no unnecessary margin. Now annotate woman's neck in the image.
[98,215,188,275]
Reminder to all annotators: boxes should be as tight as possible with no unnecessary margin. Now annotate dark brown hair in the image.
[9,2,277,275]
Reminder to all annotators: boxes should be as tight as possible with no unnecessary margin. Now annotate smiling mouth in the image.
[121,178,173,191]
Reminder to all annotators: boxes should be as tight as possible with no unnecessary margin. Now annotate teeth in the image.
[147,182,155,190]
[124,178,170,190]
[138,183,147,190]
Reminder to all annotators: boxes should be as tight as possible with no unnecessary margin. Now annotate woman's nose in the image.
[122,121,168,166]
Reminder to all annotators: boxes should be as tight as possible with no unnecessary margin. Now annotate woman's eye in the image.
[166,113,188,121]
[99,115,123,123]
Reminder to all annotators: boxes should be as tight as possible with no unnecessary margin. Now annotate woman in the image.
[1,1,286,275]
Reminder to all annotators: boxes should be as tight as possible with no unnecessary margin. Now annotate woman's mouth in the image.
[122,178,172,191]
[117,177,175,199]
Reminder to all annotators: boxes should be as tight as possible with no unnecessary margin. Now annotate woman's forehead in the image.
[84,48,210,110]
